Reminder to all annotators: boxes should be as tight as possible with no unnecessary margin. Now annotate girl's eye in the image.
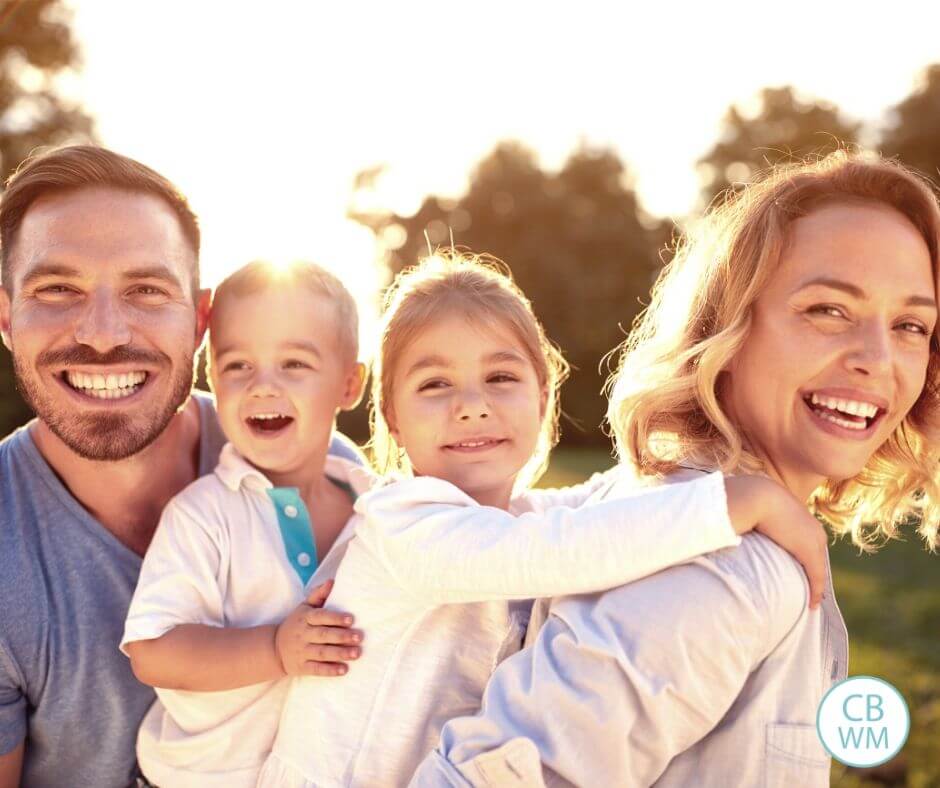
[807,304,846,319]
[418,379,448,391]
[488,372,519,384]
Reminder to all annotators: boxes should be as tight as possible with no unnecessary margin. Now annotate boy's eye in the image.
[418,379,448,392]
[222,361,249,372]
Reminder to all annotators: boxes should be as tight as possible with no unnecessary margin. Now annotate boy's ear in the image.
[195,288,212,344]
[0,288,11,351]
[340,362,367,411]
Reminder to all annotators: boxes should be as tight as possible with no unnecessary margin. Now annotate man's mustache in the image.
[36,346,170,368]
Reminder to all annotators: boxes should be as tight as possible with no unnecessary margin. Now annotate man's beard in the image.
[13,345,196,461]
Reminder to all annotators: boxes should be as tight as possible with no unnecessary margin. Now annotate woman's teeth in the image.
[806,393,880,430]
[65,370,147,399]
[808,393,879,419]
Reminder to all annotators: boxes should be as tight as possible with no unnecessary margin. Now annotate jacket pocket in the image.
[764,722,831,788]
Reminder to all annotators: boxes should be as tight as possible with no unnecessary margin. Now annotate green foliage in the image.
[697,86,860,207]
[881,64,940,188]
[351,142,673,446]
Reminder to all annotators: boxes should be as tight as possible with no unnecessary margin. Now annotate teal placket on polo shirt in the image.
[266,487,318,586]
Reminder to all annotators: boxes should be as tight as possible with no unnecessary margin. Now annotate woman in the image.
[410,152,940,787]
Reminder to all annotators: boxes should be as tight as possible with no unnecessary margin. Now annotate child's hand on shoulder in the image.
[724,475,828,609]
[275,579,363,677]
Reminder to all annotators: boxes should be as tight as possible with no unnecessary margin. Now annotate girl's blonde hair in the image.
[606,151,940,550]
[370,251,569,491]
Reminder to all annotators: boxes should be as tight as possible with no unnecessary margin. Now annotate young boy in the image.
[122,261,375,788]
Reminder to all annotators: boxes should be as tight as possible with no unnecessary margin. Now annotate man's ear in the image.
[341,362,368,411]
[195,288,211,345]
[0,287,12,352]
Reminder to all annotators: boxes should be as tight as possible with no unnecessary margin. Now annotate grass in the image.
[538,449,940,788]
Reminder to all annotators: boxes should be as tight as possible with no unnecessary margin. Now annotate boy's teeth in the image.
[65,370,147,399]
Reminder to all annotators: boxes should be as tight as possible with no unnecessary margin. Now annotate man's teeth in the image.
[808,393,879,419]
[65,371,147,399]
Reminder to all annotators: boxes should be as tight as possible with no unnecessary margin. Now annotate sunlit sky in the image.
[62,1,940,355]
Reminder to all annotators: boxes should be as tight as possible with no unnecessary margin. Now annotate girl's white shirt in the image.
[259,465,738,787]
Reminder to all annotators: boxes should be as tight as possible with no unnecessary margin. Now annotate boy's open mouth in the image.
[246,413,294,435]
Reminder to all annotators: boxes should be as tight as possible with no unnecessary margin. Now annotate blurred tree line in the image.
[0,0,95,434]
[2,0,940,445]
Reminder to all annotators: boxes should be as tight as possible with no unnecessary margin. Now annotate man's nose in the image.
[73,291,132,352]
[455,388,490,421]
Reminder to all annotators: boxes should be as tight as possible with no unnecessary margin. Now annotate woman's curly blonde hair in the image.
[369,250,569,492]
[606,151,940,551]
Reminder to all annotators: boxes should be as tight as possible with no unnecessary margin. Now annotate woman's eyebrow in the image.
[793,276,936,309]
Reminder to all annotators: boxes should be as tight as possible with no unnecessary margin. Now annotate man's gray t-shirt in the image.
[0,392,361,787]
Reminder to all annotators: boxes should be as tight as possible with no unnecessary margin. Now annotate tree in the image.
[698,86,859,206]
[881,63,940,186]
[350,142,671,447]
[0,0,96,435]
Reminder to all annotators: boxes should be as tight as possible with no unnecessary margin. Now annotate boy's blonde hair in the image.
[606,151,940,550]
[209,260,360,365]
[371,251,569,490]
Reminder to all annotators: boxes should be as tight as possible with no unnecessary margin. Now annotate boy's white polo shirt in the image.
[121,442,376,788]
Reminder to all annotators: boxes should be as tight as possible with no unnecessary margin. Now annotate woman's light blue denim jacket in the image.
[411,467,849,787]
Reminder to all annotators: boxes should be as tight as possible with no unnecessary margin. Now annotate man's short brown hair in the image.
[0,145,200,293]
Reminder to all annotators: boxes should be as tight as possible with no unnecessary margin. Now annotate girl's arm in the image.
[522,465,619,511]
[357,472,826,607]
[122,502,360,692]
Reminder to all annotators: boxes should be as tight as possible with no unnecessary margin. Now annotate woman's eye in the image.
[808,304,846,319]
[897,321,929,336]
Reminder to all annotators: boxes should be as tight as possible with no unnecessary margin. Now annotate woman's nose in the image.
[73,291,132,352]
[846,322,893,378]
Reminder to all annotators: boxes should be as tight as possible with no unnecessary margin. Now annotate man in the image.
[0,146,361,787]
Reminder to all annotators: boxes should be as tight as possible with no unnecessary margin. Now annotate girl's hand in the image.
[724,476,828,609]
[274,579,363,677]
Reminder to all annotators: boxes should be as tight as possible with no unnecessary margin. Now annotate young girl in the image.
[258,252,828,787]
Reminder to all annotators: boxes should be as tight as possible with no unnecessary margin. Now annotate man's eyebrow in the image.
[793,276,937,309]
[19,263,83,288]
[122,265,185,287]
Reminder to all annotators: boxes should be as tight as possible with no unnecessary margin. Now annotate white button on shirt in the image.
[284,504,299,518]
[121,443,376,788]
[297,552,311,567]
